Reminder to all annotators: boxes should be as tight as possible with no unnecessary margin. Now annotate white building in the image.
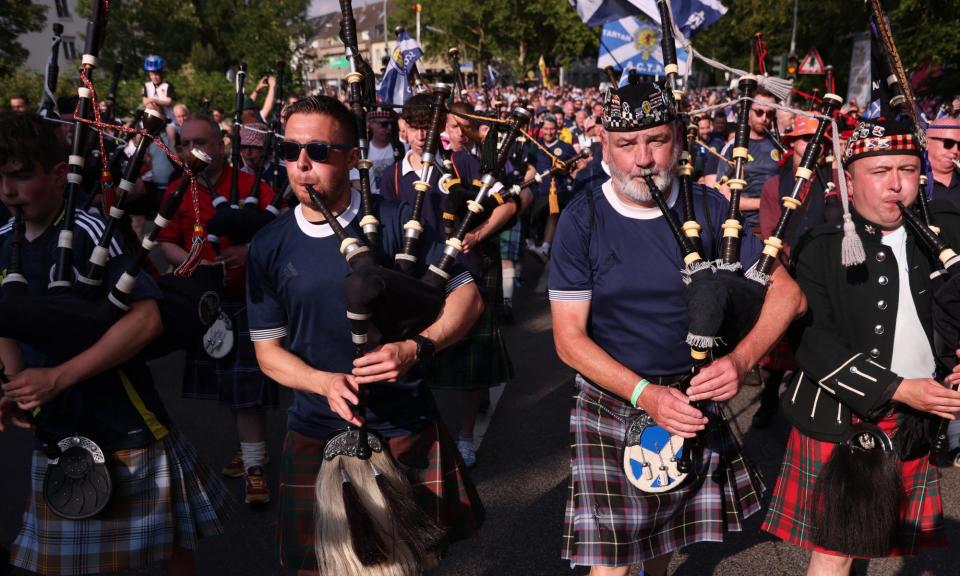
[19,1,86,74]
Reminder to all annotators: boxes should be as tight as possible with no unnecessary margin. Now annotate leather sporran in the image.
[42,435,113,520]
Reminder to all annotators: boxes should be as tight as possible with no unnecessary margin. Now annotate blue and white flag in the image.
[486,65,500,90]
[599,14,690,77]
[571,0,727,37]
[376,30,423,105]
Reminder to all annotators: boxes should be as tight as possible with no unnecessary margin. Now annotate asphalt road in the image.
[2,255,959,575]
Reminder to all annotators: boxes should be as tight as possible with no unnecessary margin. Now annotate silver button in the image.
[877,300,887,310]
[875,251,886,262]
[874,324,884,335]
[878,275,888,286]
[870,348,880,358]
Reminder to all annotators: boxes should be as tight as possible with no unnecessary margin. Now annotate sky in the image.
[309,0,378,17]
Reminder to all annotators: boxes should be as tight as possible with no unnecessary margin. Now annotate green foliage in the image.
[0,0,47,76]
[693,0,959,98]
[393,0,597,78]
[71,0,312,113]
[0,68,51,108]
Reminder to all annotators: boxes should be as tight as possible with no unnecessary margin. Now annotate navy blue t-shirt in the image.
[715,136,782,232]
[246,190,474,440]
[531,138,577,197]
[0,207,168,450]
[548,178,762,376]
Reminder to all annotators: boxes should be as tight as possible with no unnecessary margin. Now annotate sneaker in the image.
[221,451,244,478]
[953,450,960,468]
[244,466,271,504]
[457,439,476,468]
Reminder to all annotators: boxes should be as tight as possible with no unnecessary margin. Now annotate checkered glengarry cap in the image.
[842,118,922,166]
[602,80,677,132]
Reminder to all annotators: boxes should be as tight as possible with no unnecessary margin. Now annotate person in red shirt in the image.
[157,113,278,505]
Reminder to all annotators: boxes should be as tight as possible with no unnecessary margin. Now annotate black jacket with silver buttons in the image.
[781,200,960,443]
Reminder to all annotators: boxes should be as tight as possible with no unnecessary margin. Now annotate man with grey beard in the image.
[549,80,805,576]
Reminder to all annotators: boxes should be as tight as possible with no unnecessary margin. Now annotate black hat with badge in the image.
[842,117,923,167]
[602,79,678,132]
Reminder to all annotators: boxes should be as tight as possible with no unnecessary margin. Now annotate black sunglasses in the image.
[277,140,353,162]
[930,136,958,150]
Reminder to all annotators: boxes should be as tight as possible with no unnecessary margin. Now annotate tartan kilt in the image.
[499,219,523,262]
[759,336,797,372]
[425,238,514,390]
[562,376,764,568]
[181,301,279,409]
[10,430,231,576]
[762,416,945,557]
[277,420,485,571]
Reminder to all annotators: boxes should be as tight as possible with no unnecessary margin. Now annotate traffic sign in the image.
[798,48,825,75]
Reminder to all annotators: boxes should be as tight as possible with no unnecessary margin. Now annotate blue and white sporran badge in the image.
[623,413,688,493]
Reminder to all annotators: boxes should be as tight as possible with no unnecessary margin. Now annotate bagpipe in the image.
[395,83,452,274]
[339,0,382,250]
[0,149,217,365]
[438,110,543,238]
[621,2,778,495]
[808,0,944,557]
[38,22,64,119]
[204,62,279,251]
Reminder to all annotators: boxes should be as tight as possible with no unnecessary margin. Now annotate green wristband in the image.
[630,379,651,408]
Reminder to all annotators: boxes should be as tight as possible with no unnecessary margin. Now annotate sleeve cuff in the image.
[250,326,288,341]
[445,271,474,294]
[548,289,592,301]
[817,353,901,417]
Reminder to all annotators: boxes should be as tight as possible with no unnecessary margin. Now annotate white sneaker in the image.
[457,439,476,468]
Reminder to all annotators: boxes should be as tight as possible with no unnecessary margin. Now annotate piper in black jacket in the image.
[762,118,960,575]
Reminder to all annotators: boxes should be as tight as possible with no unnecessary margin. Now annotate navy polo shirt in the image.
[246,190,474,440]
[531,138,577,197]
[548,178,762,376]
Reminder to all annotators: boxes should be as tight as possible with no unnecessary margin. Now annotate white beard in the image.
[608,161,674,203]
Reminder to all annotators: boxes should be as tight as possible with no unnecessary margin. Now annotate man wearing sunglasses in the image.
[246,95,485,572]
[928,117,960,206]
[713,87,782,235]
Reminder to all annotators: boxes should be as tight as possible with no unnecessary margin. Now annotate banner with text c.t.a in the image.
[597,14,689,77]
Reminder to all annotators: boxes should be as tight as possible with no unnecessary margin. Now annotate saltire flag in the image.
[570,0,727,37]
[486,65,500,90]
[376,29,423,105]
[599,13,690,77]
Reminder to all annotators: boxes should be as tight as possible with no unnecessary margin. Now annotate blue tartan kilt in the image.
[561,375,764,568]
[499,219,523,262]
[10,430,232,576]
[181,301,278,409]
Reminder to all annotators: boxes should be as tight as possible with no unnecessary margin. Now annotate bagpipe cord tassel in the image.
[174,181,207,278]
[548,176,559,215]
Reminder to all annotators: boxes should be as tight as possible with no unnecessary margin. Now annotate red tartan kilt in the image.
[759,337,796,371]
[762,415,945,557]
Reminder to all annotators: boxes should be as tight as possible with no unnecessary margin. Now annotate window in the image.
[62,37,78,60]
[55,0,71,18]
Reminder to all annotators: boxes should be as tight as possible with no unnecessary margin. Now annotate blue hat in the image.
[144,55,166,72]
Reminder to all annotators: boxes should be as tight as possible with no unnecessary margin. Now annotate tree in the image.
[0,0,47,76]
[67,0,313,116]
[393,0,597,80]
[693,0,959,98]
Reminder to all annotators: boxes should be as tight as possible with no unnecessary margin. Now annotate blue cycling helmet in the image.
[144,55,166,72]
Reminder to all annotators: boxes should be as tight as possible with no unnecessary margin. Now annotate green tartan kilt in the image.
[425,238,514,390]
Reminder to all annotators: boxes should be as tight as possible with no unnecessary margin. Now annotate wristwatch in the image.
[411,335,436,364]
